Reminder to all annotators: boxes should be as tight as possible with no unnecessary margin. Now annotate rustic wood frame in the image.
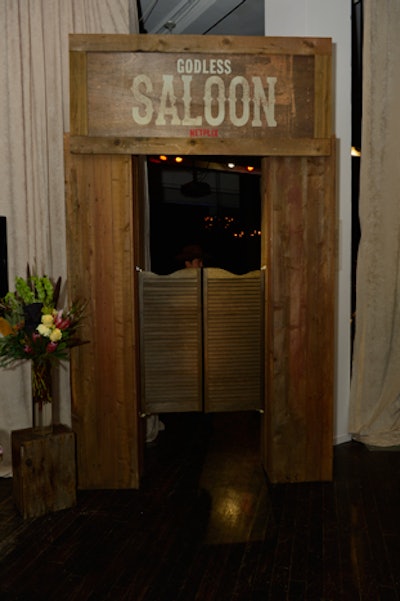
[66,34,336,487]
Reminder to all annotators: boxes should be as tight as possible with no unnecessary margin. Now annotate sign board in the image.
[87,52,314,140]
[70,34,332,156]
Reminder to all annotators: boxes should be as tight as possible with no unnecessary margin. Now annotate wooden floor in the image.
[1,412,400,600]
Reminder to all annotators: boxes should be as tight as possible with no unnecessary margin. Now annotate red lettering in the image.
[189,128,219,137]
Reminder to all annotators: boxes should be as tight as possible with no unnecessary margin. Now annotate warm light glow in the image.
[227,162,235,169]
[246,165,255,172]
[351,146,361,157]
[159,155,168,161]
[203,215,261,239]
[175,156,183,163]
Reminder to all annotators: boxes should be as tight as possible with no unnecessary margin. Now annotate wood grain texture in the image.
[11,425,76,518]
[69,33,332,55]
[69,51,88,136]
[314,54,332,138]
[69,34,332,156]
[65,140,141,489]
[69,135,332,157]
[262,142,336,482]
[85,52,312,139]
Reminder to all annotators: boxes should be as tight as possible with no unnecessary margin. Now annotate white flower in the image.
[37,324,52,337]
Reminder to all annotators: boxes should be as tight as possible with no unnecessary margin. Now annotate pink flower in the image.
[46,341,58,353]
[59,318,71,330]
[24,345,32,354]
[53,311,71,330]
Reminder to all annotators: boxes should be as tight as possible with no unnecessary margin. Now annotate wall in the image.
[265,0,352,444]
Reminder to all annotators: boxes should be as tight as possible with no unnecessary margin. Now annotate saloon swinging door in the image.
[139,267,264,415]
[66,34,336,489]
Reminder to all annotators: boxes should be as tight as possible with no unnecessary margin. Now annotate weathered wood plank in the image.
[11,425,76,518]
[85,51,313,140]
[69,33,332,56]
[69,51,88,136]
[69,135,333,157]
[69,34,332,152]
[314,54,332,138]
[65,138,141,488]
[262,145,336,482]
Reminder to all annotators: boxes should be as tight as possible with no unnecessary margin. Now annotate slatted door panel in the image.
[203,268,264,412]
[139,269,203,414]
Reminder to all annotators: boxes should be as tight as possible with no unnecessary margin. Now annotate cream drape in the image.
[350,0,400,446]
[0,0,138,475]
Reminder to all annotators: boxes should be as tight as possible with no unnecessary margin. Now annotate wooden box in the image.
[11,425,77,518]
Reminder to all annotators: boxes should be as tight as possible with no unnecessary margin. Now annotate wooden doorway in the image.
[140,154,263,412]
[66,34,336,488]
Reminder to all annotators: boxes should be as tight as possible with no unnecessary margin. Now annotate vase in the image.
[31,361,53,435]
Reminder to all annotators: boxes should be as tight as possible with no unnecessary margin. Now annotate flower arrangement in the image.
[0,272,86,426]
[0,272,85,368]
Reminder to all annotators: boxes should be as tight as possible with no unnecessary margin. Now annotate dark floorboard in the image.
[1,412,400,600]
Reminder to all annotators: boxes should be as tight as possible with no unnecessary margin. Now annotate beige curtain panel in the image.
[0,0,137,476]
[350,0,400,446]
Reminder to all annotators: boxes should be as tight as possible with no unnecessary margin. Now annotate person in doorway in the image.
[176,244,206,269]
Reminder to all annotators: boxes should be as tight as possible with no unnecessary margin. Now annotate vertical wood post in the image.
[262,146,336,482]
[65,141,141,488]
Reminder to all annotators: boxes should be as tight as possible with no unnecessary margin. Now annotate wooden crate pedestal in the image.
[12,425,77,518]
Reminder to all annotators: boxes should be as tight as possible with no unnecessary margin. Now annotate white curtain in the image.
[350,0,400,446]
[0,0,138,476]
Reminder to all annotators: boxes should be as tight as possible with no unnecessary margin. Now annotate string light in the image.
[204,216,261,238]
[150,155,260,174]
